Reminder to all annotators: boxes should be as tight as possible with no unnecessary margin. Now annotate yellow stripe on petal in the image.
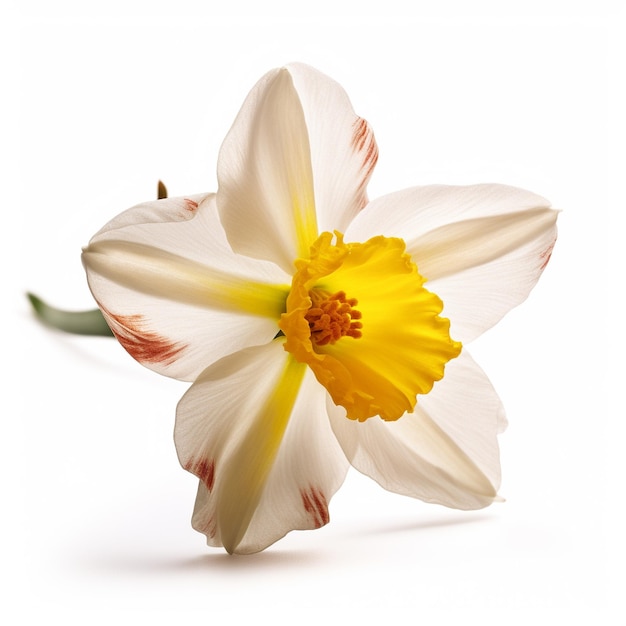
[217,68,319,272]
[268,70,319,258]
[292,191,319,261]
[217,353,307,553]
[279,232,461,422]
[83,240,289,318]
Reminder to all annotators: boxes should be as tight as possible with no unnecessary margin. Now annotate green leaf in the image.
[27,293,114,337]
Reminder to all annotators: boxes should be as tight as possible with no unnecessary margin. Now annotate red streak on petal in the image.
[99,305,186,366]
[351,117,379,209]
[539,238,556,271]
[351,117,379,175]
[352,117,368,151]
[185,458,216,492]
[300,486,329,529]
[184,198,199,213]
[300,491,320,528]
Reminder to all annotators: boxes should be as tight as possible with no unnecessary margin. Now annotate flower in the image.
[82,63,558,554]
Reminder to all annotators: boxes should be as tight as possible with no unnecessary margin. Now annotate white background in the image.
[5,1,624,623]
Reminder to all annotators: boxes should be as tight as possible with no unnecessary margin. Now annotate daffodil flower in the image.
[82,64,558,554]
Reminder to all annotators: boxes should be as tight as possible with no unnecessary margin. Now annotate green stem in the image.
[27,293,114,337]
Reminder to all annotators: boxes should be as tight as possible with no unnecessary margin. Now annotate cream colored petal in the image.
[345,184,558,342]
[83,194,289,381]
[409,207,557,281]
[217,68,318,273]
[87,193,288,285]
[286,63,379,234]
[328,350,504,509]
[346,184,551,242]
[427,221,557,342]
[83,239,287,318]
[175,341,349,554]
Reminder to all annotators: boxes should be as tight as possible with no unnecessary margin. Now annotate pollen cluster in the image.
[306,290,362,346]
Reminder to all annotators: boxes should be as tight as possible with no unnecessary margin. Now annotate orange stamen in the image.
[305,290,363,346]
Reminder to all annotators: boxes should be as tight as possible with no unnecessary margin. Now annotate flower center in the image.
[305,290,362,346]
[279,231,461,422]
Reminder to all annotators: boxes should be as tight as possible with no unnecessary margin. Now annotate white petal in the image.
[174,341,349,554]
[83,194,289,381]
[90,193,208,238]
[87,193,287,284]
[427,223,557,342]
[410,206,556,281]
[346,184,550,241]
[328,350,504,509]
[286,63,379,234]
[216,68,318,273]
[345,184,558,342]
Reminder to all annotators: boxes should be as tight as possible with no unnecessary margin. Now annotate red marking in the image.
[300,486,329,528]
[196,513,217,539]
[351,117,379,209]
[184,198,199,213]
[351,117,379,174]
[99,304,186,366]
[539,238,556,271]
[352,117,369,151]
[184,457,216,492]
